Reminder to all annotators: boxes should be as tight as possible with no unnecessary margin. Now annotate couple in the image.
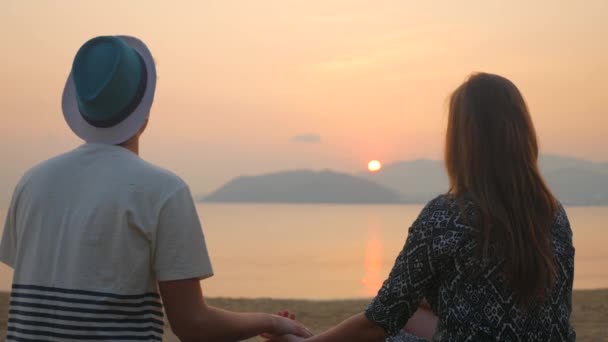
[0,36,575,341]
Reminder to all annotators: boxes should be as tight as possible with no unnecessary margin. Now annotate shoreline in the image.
[0,289,606,341]
[198,201,608,208]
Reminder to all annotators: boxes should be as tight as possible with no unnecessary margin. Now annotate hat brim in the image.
[62,35,157,145]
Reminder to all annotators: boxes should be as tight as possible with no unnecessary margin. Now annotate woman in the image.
[270,73,576,341]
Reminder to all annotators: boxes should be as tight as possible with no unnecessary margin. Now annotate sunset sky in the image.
[1,1,607,204]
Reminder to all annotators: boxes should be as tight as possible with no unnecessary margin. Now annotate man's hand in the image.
[160,279,313,341]
[265,334,307,342]
[270,314,312,338]
[263,310,312,339]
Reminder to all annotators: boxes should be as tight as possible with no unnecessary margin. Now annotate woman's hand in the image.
[403,307,438,340]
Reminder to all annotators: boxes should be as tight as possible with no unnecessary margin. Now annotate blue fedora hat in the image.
[62,35,157,144]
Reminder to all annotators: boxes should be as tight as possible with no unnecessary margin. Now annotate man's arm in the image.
[0,183,22,268]
[159,278,310,342]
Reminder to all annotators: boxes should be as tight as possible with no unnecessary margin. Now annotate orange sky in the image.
[1,1,607,203]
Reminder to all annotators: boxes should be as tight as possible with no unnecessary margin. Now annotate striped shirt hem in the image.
[7,284,164,341]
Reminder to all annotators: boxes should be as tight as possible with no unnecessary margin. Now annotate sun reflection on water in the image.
[361,219,383,296]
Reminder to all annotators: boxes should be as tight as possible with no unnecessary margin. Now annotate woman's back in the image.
[365,194,576,341]
[277,73,576,342]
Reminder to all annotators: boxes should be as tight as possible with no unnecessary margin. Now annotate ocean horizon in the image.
[0,203,605,299]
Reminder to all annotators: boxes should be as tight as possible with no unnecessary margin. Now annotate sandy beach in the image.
[0,290,606,341]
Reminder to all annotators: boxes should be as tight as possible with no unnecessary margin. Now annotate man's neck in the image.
[119,137,139,155]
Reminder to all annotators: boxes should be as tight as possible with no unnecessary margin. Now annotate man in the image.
[0,35,310,341]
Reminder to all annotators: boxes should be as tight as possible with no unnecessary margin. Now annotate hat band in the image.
[80,52,148,128]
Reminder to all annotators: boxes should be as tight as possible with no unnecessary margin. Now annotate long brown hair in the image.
[445,73,557,306]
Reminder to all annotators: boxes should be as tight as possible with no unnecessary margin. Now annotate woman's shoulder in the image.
[554,201,570,225]
[414,194,476,229]
[553,201,573,244]
[424,193,456,209]
[421,193,473,215]
[410,194,476,258]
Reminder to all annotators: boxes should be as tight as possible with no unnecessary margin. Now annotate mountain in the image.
[200,155,608,205]
[540,155,608,205]
[544,168,608,205]
[358,154,608,205]
[540,155,608,174]
[357,159,448,203]
[203,170,401,204]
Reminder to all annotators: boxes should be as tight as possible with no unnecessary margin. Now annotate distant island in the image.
[200,155,608,206]
[203,170,401,204]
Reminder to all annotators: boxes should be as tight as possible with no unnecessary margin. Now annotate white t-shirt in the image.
[0,143,213,341]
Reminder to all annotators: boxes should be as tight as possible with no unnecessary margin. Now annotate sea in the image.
[0,204,606,299]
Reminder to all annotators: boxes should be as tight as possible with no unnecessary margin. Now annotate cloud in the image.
[291,133,321,144]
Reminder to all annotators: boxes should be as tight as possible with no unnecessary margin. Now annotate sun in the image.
[367,160,382,173]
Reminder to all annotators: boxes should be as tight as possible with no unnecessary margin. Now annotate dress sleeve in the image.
[365,199,440,336]
[153,186,214,282]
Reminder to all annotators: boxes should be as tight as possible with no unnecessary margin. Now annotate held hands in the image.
[266,334,307,342]
[265,311,313,342]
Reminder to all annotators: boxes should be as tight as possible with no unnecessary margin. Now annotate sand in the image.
[0,290,606,341]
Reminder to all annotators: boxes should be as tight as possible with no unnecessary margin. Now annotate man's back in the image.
[0,35,311,342]
[0,143,213,341]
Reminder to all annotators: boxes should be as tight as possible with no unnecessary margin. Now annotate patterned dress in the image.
[365,195,576,341]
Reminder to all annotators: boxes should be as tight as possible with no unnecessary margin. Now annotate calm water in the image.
[0,204,606,299]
